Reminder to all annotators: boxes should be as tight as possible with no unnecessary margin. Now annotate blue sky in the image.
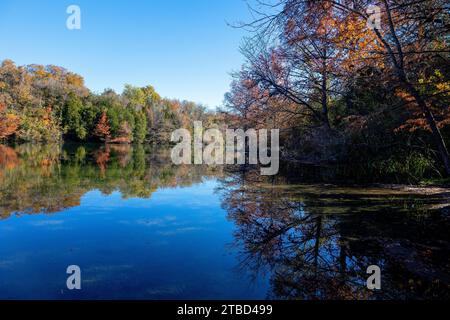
[0,0,253,108]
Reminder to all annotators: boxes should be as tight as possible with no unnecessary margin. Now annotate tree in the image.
[234,1,349,130]
[110,121,133,144]
[0,59,206,145]
[94,111,111,142]
[63,93,87,140]
[228,0,449,175]
[0,103,19,140]
[326,0,450,174]
[133,111,148,143]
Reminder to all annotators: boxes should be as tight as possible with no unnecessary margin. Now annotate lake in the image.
[0,144,449,300]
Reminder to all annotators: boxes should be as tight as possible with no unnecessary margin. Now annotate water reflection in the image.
[0,143,222,219]
[0,144,449,299]
[219,170,450,300]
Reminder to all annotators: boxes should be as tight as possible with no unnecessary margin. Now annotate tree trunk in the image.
[321,59,331,129]
[376,0,450,176]
[321,75,331,129]
[404,82,450,176]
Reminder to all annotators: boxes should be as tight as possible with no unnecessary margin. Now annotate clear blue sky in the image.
[0,0,253,108]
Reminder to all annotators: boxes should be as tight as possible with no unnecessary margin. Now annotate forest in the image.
[0,59,210,144]
[223,0,449,182]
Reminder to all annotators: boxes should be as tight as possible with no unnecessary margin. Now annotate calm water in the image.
[0,144,449,300]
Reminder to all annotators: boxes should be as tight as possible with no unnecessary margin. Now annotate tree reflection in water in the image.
[219,169,450,300]
[1,144,449,300]
[0,143,222,219]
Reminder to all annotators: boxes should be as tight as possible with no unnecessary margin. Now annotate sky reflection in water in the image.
[0,144,449,300]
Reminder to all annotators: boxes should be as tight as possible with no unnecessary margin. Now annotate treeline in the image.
[224,0,449,182]
[0,59,210,144]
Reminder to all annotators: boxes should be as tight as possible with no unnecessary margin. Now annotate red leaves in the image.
[0,103,20,139]
[94,112,111,142]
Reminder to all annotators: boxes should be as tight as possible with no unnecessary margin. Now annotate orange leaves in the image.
[396,110,450,134]
[94,146,110,176]
[109,136,132,144]
[270,50,284,74]
[241,79,256,90]
[66,73,85,87]
[316,10,338,37]
[336,14,383,73]
[395,89,416,105]
[395,87,450,133]
[94,112,111,142]
[0,145,19,169]
[0,103,20,139]
[437,109,450,128]
[41,107,53,126]
[286,18,296,36]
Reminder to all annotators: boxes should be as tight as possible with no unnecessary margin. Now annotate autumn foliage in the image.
[0,103,19,140]
[94,112,111,142]
[225,0,450,180]
[0,59,207,144]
